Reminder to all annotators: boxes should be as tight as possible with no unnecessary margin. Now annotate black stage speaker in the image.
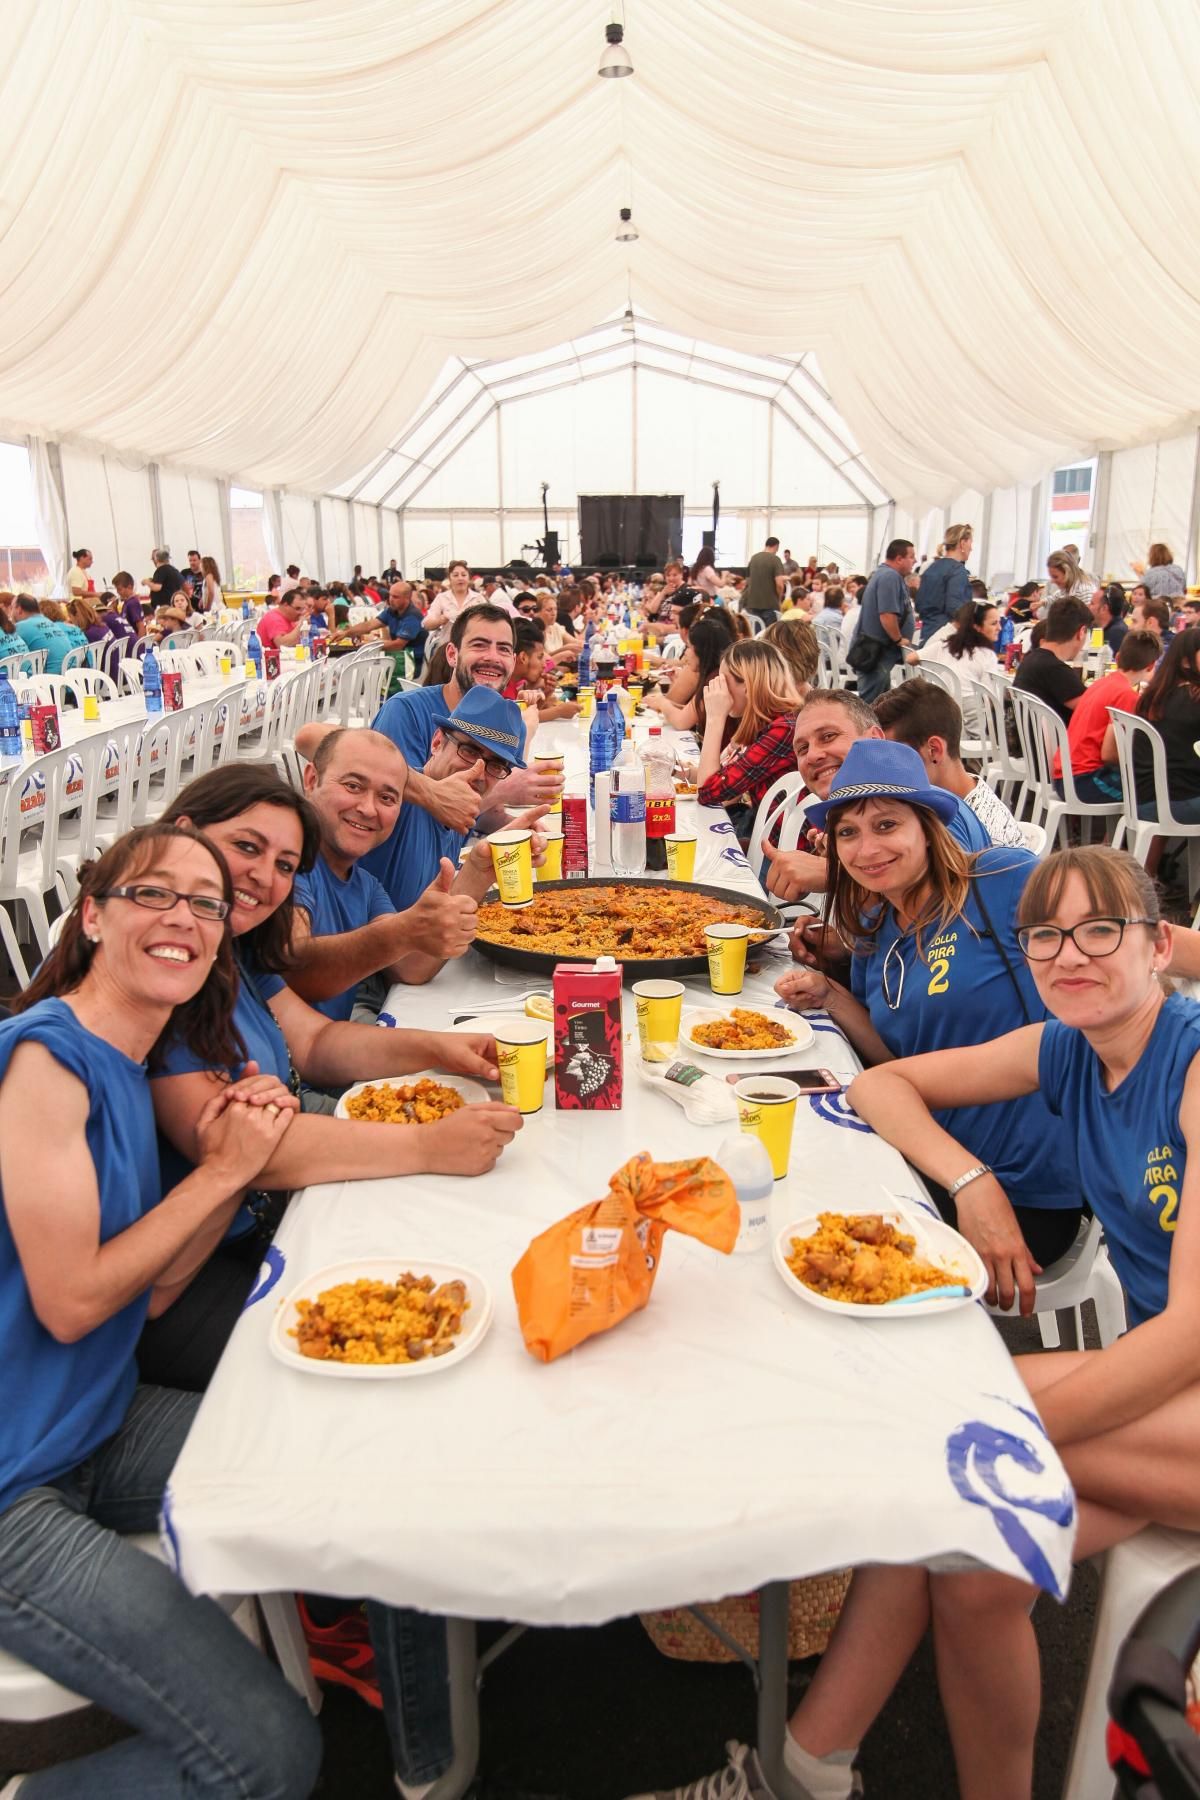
[542,530,559,565]
[508,557,531,569]
[701,529,716,550]
[595,552,619,568]
[636,552,657,569]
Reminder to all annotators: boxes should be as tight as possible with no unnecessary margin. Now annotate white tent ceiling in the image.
[2,0,1198,510]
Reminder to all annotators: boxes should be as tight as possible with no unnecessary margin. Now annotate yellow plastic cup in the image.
[632,979,684,1062]
[494,1020,548,1114]
[666,833,698,881]
[705,923,750,995]
[82,695,100,722]
[488,827,534,908]
[533,752,564,815]
[734,1076,800,1180]
[577,686,595,720]
[243,659,256,679]
[219,655,233,680]
[537,829,564,881]
[627,683,643,706]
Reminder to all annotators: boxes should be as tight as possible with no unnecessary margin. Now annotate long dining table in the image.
[162,713,1076,1800]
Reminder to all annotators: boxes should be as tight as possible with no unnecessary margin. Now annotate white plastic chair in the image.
[0,1532,321,1725]
[118,658,145,696]
[1007,685,1122,848]
[0,745,75,971]
[58,644,90,673]
[335,654,392,728]
[1063,1526,1200,1800]
[21,670,118,709]
[976,671,1029,811]
[0,648,47,679]
[986,1214,1127,1350]
[1016,820,1048,856]
[1107,708,1200,905]
[748,772,807,886]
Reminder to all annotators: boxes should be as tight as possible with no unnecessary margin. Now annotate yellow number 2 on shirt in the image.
[1149,1183,1179,1231]
[926,957,951,996]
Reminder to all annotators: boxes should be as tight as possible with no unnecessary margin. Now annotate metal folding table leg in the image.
[755,1582,810,1800]
[425,1618,481,1800]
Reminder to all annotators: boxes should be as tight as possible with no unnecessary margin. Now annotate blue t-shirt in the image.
[361,800,465,914]
[378,607,424,645]
[1039,993,1200,1325]
[293,853,396,1021]
[948,796,990,854]
[153,958,290,1238]
[850,847,1080,1212]
[0,1000,161,1515]
[371,683,450,768]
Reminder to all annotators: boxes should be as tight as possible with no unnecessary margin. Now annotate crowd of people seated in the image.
[2,529,1200,1800]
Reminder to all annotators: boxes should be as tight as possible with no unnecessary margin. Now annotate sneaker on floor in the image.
[296,1596,381,1709]
[626,1741,775,1800]
[625,1741,863,1800]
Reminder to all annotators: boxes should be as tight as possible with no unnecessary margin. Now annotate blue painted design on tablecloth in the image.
[809,1091,873,1133]
[377,1010,398,1029]
[710,820,735,835]
[159,1483,182,1577]
[242,1244,286,1311]
[720,846,750,869]
[945,1401,1075,1598]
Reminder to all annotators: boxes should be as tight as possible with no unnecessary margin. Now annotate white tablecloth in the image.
[164,716,1076,1622]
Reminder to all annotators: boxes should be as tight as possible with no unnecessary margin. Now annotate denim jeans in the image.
[368,1602,453,1784]
[855,639,904,704]
[1139,794,1200,824]
[0,1385,321,1800]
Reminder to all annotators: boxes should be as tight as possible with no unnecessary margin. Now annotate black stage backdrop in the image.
[578,495,683,568]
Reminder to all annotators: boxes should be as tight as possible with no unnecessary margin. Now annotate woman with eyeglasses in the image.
[683,845,1200,1800]
[139,765,521,1394]
[775,738,1083,1311]
[0,822,321,1798]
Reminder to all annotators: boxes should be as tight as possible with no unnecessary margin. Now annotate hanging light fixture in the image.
[615,206,638,243]
[621,305,636,335]
[598,21,633,78]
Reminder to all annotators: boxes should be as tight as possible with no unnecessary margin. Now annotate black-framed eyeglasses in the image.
[1017,916,1157,961]
[99,884,231,922]
[445,733,511,782]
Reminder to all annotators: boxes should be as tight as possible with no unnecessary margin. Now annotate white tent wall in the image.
[59,445,155,586]
[158,469,227,579]
[279,493,319,577]
[351,501,381,573]
[317,498,352,584]
[380,509,402,570]
[1096,432,1200,583]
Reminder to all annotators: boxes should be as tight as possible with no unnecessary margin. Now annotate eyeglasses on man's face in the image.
[1017,916,1157,961]
[445,733,510,782]
[99,883,231,922]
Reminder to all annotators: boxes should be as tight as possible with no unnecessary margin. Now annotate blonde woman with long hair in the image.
[696,638,802,833]
[763,614,820,692]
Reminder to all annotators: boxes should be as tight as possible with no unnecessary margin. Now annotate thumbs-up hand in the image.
[402,863,479,962]
[433,767,484,834]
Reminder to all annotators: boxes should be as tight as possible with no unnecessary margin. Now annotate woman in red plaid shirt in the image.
[696,639,802,838]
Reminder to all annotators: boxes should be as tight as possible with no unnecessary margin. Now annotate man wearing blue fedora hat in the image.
[361,686,548,917]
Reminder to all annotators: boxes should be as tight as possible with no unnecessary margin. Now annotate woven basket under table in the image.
[639,1572,852,1664]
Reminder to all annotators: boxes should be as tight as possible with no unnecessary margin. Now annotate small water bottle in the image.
[142,647,163,714]
[0,671,20,760]
[610,744,646,877]
[242,597,251,620]
[247,628,263,676]
[717,1133,774,1254]
[589,694,617,804]
[299,615,311,654]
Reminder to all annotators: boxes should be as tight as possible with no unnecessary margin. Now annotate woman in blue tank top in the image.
[737,844,1200,1800]
[0,822,319,1798]
[775,738,1084,1315]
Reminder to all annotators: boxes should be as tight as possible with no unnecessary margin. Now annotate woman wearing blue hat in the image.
[775,737,1079,1312]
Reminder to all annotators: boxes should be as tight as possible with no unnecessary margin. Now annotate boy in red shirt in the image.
[1054,628,1159,800]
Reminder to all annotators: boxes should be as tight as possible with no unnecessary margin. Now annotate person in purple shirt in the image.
[112,570,145,636]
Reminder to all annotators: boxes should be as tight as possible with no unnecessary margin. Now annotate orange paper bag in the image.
[512,1151,739,1362]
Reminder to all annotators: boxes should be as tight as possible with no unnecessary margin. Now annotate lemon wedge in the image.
[525,993,553,1021]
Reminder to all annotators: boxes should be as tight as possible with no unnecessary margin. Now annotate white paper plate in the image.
[270,1258,493,1379]
[445,1014,553,1070]
[334,1071,489,1121]
[773,1210,986,1319]
[680,1007,815,1061]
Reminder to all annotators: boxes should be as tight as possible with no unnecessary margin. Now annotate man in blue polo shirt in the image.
[332,578,427,676]
[847,538,916,702]
[287,728,484,1018]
